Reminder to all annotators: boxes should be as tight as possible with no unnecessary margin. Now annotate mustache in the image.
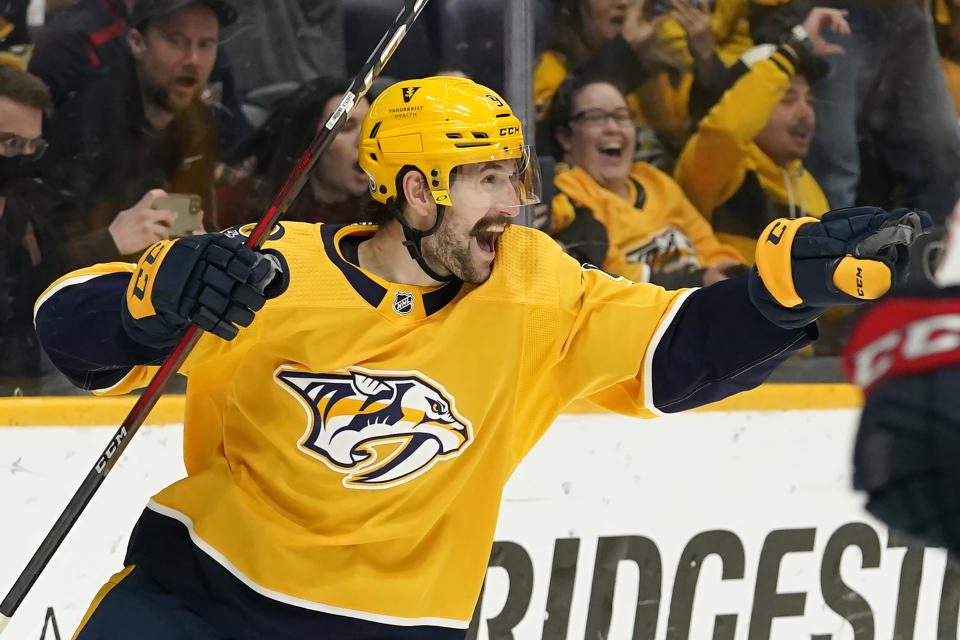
[471,216,513,236]
[174,64,201,84]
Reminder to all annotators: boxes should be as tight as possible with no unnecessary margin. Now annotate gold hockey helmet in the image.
[358,76,540,210]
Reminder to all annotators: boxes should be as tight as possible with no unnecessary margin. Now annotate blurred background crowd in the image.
[1,0,958,395]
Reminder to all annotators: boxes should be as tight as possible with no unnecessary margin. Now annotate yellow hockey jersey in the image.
[39,222,689,629]
[37,222,813,634]
[551,163,743,282]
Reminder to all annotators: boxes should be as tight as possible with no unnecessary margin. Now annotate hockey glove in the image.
[749,207,931,328]
[122,234,285,349]
[844,290,960,556]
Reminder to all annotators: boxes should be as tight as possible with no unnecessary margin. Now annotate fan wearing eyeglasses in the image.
[535,0,695,159]
[0,67,48,200]
[0,65,61,391]
[544,76,745,289]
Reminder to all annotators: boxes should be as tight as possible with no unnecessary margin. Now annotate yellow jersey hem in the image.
[145,500,472,629]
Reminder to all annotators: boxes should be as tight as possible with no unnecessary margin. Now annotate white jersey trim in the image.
[642,287,699,417]
[145,501,471,630]
[32,273,103,323]
[33,269,141,394]
[91,366,140,394]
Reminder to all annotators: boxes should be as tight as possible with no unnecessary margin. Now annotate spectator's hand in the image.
[109,189,175,256]
[623,0,670,51]
[214,155,255,185]
[193,210,207,235]
[802,7,851,56]
[531,203,551,231]
[670,0,714,62]
[702,259,741,286]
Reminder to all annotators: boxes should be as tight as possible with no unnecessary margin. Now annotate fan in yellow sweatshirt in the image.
[545,78,743,288]
[674,41,829,263]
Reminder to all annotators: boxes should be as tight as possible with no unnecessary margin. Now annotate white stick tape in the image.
[324,92,357,131]
[380,26,407,65]
[0,614,10,634]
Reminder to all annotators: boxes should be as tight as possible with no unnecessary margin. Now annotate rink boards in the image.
[0,385,957,640]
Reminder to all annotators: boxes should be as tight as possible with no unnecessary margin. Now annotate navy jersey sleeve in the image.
[34,271,171,391]
[649,274,816,413]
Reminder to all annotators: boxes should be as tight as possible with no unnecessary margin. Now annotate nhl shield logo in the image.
[393,291,414,315]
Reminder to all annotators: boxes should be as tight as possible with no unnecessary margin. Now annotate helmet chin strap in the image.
[386,199,457,283]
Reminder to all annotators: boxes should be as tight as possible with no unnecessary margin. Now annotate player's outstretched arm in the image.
[35,234,286,390]
[749,207,932,328]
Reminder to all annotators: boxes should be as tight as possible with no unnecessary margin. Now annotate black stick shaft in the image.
[0,0,431,629]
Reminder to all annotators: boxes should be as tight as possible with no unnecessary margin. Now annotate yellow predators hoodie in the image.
[551,163,743,283]
[673,50,829,263]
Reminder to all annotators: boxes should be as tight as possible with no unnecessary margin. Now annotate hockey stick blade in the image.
[0,0,432,631]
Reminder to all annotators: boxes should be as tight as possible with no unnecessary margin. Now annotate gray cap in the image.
[130,0,238,28]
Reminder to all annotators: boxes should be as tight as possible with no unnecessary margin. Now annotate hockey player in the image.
[34,76,928,639]
[844,203,960,558]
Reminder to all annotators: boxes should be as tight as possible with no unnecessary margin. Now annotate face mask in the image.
[0,154,41,193]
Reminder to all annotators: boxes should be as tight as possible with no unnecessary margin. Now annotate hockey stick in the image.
[0,0,430,632]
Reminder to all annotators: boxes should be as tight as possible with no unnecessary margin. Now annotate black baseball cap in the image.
[130,0,238,28]
[794,54,829,86]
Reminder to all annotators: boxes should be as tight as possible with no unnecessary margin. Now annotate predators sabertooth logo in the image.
[276,367,472,489]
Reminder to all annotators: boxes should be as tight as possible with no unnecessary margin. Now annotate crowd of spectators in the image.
[2,0,959,394]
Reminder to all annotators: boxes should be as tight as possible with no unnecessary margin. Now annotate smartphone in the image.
[647,0,703,16]
[647,0,671,16]
[154,193,202,237]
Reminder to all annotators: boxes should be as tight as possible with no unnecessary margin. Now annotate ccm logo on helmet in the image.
[851,313,960,388]
[499,126,520,137]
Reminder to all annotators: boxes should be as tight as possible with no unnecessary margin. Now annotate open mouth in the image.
[174,76,198,89]
[610,14,626,26]
[599,142,624,159]
[473,222,509,258]
[788,126,812,144]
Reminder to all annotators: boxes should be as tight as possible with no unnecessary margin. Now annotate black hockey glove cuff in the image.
[122,234,287,349]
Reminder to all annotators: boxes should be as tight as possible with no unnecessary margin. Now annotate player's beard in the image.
[422,211,495,285]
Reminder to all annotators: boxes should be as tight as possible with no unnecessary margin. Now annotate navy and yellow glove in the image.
[122,234,286,348]
[749,207,932,328]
